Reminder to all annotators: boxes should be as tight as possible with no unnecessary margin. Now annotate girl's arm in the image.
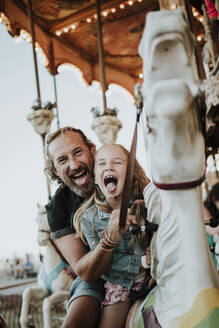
[75,209,138,282]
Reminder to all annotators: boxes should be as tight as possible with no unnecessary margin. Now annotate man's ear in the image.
[91,144,96,156]
[51,166,58,177]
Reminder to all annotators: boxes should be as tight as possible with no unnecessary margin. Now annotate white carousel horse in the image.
[19,203,74,328]
[126,9,219,328]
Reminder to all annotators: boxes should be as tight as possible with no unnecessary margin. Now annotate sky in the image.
[0,23,149,260]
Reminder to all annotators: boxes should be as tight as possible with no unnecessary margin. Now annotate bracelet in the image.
[141,255,150,269]
[99,230,119,252]
[104,230,119,245]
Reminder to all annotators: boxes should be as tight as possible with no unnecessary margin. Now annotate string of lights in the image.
[0,3,206,70]
[55,0,143,36]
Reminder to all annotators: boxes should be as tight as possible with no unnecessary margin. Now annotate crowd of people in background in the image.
[2,254,38,280]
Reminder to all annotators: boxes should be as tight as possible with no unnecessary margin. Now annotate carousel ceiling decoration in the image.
[0,0,204,95]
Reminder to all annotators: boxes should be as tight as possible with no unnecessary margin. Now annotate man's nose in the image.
[69,157,79,170]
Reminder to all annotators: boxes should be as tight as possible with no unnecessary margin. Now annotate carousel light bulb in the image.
[56,31,61,36]
[86,18,92,23]
[138,0,143,2]
[139,73,143,79]
[71,24,76,29]
[199,17,204,22]
[170,4,176,9]
[193,11,198,17]
[64,27,69,33]
[94,13,97,19]
[111,8,116,13]
[128,1,133,5]
[102,11,108,16]
[120,4,125,9]
[197,35,202,41]
[21,32,27,39]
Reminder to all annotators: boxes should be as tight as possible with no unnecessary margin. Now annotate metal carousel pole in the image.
[50,40,61,129]
[26,0,55,200]
[90,0,122,145]
[96,0,107,115]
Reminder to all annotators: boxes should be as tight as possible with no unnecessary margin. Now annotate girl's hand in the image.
[107,209,137,242]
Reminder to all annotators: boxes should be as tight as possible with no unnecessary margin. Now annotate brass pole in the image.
[50,41,60,129]
[41,135,52,200]
[27,0,42,107]
[96,0,107,114]
[53,75,60,129]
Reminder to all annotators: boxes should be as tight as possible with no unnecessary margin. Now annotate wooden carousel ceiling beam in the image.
[49,0,127,33]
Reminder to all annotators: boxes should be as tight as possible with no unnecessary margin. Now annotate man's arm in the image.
[54,233,112,282]
[74,209,139,282]
[75,242,112,282]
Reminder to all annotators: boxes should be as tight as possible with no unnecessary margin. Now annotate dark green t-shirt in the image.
[46,186,84,239]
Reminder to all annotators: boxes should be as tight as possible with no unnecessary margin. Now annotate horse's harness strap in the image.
[153,173,206,190]
[119,93,143,227]
[39,229,68,264]
[39,260,68,294]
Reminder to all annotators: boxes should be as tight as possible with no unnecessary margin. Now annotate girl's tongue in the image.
[106,182,116,193]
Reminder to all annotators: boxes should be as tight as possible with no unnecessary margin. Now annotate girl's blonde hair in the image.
[74,144,150,245]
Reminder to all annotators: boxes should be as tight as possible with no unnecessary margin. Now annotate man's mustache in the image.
[68,164,89,177]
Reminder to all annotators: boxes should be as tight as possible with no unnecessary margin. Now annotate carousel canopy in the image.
[0,0,204,95]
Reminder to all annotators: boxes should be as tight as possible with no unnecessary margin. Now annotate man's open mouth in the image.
[70,169,88,187]
[104,175,118,192]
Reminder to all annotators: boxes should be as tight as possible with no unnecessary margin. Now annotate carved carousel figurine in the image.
[19,204,75,328]
[91,106,122,145]
[27,101,56,137]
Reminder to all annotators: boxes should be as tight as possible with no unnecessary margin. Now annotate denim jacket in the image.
[81,203,146,290]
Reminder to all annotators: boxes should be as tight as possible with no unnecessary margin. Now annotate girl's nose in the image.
[105,162,113,171]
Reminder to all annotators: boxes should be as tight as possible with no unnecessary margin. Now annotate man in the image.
[45,126,113,328]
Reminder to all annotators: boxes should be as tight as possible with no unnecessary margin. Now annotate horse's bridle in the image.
[153,173,206,191]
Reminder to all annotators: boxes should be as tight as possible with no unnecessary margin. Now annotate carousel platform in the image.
[0,293,66,328]
[0,279,66,328]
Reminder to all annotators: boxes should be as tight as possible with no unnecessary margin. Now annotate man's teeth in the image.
[73,170,86,179]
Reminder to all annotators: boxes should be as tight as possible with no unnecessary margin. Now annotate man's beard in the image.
[67,178,95,198]
[65,162,95,198]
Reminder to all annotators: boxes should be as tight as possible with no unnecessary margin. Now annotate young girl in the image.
[74,144,154,328]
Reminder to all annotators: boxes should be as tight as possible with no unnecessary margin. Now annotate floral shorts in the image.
[102,272,148,306]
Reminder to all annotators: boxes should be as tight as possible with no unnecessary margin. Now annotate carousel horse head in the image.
[139,9,206,187]
[124,8,219,328]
